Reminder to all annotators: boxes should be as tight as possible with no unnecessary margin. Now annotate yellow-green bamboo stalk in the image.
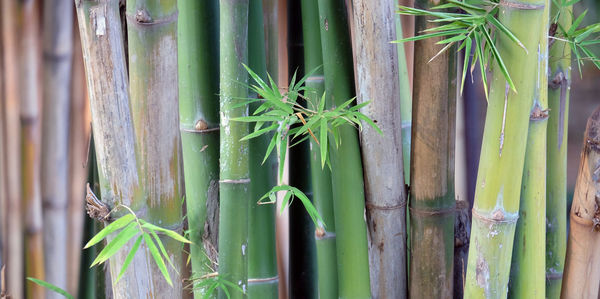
[126,0,183,296]
[218,0,250,297]
[508,2,550,296]
[545,2,571,297]
[464,0,547,296]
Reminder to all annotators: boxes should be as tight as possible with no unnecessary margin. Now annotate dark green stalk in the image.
[463,0,547,295]
[218,1,250,298]
[300,1,338,297]
[545,2,571,297]
[317,0,371,297]
[247,0,278,297]
[409,1,456,296]
[177,1,220,297]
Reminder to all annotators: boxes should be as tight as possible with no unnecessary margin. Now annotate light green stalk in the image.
[396,8,413,184]
[545,2,571,297]
[177,1,220,297]
[301,0,338,297]
[317,0,371,297]
[508,2,550,297]
[409,1,456,296]
[218,0,250,298]
[247,0,278,297]
[463,0,547,296]
[126,0,183,296]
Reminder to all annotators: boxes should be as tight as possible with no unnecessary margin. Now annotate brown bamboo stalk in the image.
[561,106,600,298]
[351,1,407,298]
[0,1,23,297]
[18,1,46,298]
[66,18,90,296]
[41,0,74,296]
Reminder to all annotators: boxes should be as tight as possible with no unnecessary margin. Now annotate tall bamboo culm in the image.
[1,1,24,297]
[409,0,456,297]
[177,0,220,296]
[247,0,278,297]
[300,0,338,297]
[351,1,408,298]
[75,0,147,296]
[508,2,550,297]
[545,2,571,297]
[317,0,371,297]
[125,0,183,296]
[219,0,250,298]
[13,1,47,297]
[561,106,600,298]
[41,0,73,296]
[463,0,546,296]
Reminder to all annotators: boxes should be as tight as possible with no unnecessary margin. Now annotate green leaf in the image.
[486,15,526,52]
[143,233,172,286]
[140,221,191,244]
[290,187,324,227]
[280,190,294,214]
[116,235,143,282]
[460,37,472,94]
[263,134,277,164]
[84,214,135,249]
[240,123,278,141]
[27,278,74,299]
[319,118,328,168]
[149,230,178,271]
[91,222,138,267]
[568,9,587,36]
[356,113,383,135]
[482,26,516,92]
[278,136,288,181]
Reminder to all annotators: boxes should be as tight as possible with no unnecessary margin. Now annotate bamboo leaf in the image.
[91,222,138,267]
[278,136,288,181]
[290,186,324,227]
[140,221,191,244]
[482,27,516,92]
[460,37,472,94]
[143,233,172,286]
[320,118,328,168]
[280,190,294,214]
[116,235,143,282]
[568,9,587,36]
[263,134,277,164]
[84,214,135,249]
[27,278,74,299]
[486,15,526,52]
[240,123,278,141]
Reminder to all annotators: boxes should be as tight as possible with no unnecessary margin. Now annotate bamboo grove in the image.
[0,0,600,298]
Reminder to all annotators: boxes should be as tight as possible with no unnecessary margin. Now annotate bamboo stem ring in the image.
[471,208,519,224]
[499,0,545,10]
[408,205,456,216]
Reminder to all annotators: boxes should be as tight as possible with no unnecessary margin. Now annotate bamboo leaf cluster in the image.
[83,203,190,286]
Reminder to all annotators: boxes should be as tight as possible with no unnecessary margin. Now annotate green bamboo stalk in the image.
[177,1,220,296]
[463,0,547,296]
[560,106,600,298]
[300,1,338,297]
[126,0,183,296]
[317,0,371,297]
[263,0,278,79]
[0,1,24,297]
[545,2,571,297]
[219,1,250,298]
[351,1,408,298]
[247,0,278,297]
[409,0,456,296]
[508,2,550,296]
[41,0,73,296]
[396,6,412,185]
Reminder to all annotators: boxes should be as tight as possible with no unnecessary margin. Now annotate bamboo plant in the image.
[545,1,572,297]
[508,2,550,297]
[218,0,250,297]
[125,0,183,295]
[409,0,456,296]
[317,0,371,297]
[351,0,408,298]
[561,106,600,298]
[300,0,338,297]
[19,2,46,297]
[0,1,24,297]
[41,0,74,296]
[247,0,278,297]
[177,0,220,296]
[463,0,546,296]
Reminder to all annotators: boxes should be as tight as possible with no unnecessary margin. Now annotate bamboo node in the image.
[126,10,178,26]
[471,208,518,224]
[85,183,111,221]
[408,205,456,216]
[248,276,279,284]
[530,105,549,121]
